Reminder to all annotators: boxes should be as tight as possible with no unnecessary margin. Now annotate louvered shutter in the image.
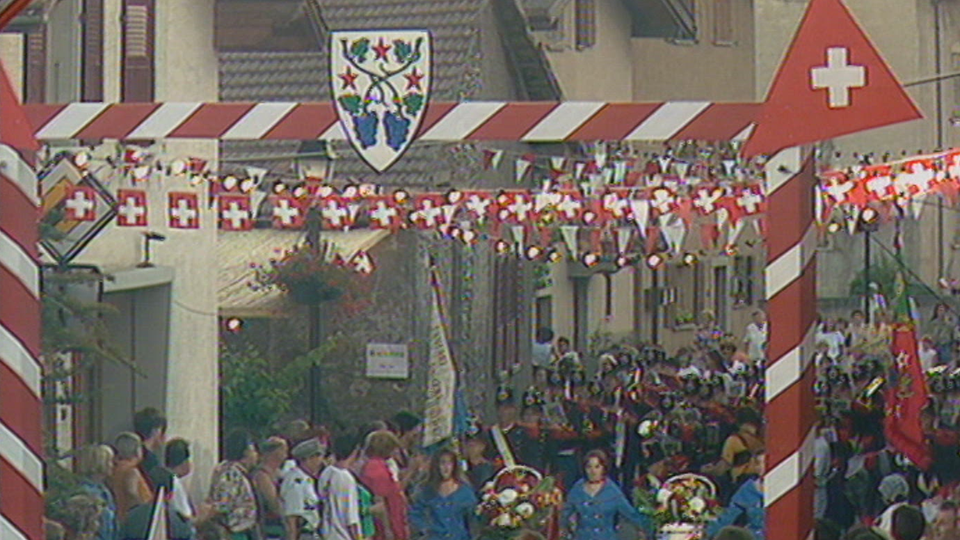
[82,0,104,101]
[121,0,154,102]
[23,26,45,103]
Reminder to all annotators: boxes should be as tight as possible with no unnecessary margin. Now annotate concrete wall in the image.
[631,0,756,101]
[45,0,221,501]
[543,0,634,101]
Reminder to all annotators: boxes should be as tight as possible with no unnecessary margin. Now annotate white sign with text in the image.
[365,343,410,379]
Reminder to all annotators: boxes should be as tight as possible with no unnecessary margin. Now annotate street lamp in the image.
[858,207,880,322]
[646,253,665,344]
[295,141,335,426]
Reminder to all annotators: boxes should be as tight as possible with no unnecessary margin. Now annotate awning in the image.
[218,228,389,317]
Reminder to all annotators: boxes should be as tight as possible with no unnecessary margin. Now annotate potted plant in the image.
[636,474,720,540]
[251,243,356,305]
[476,466,564,540]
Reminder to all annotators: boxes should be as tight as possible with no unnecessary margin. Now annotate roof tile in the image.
[220,0,486,184]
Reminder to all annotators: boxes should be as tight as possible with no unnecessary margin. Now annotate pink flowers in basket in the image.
[476,466,563,538]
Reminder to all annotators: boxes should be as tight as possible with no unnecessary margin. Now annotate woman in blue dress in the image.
[707,451,765,540]
[562,449,645,540]
[410,449,478,540]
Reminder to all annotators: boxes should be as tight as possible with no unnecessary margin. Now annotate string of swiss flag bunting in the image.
[52,147,960,263]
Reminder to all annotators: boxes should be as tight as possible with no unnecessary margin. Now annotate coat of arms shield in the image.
[331,30,432,173]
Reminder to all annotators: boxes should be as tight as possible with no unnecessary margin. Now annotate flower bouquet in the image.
[476,466,563,540]
[636,474,719,540]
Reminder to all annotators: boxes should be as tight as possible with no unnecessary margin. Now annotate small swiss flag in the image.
[64,185,97,221]
[168,192,200,229]
[116,189,148,227]
[367,196,404,230]
[271,195,306,229]
[743,0,922,157]
[218,194,253,231]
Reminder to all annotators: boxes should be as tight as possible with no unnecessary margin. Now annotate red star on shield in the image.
[373,38,392,60]
[339,67,359,90]
[405,68,425,90]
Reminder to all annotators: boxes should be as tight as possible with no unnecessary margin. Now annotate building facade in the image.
[524,0,960,355]
[3,0,220,499]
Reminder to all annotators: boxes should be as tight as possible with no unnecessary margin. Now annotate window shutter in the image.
[574,0,597,50]
[23,26,45,103]
[713,0,735,45]
[121,0,154,102]
[82,0,104,101]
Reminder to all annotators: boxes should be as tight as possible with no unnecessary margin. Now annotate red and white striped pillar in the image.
[763,146,818,540]
[0,143,42,540]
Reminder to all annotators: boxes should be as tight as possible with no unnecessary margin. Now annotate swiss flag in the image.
[218,194,253,231]
[168,192,199,229]
[367,196,404,230]
[63,185,97,221]
[743,0,922,157]
[116,189,148,227]
[271,195,306,229]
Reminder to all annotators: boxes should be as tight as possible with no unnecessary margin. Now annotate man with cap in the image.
[280,438,326,540]
[876,473,911,534]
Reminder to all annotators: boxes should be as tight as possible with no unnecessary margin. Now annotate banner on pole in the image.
[423,274,457,447]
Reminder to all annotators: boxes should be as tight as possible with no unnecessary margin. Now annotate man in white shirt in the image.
[163,438,212,525]
[532,328,554,372]
[165,438,195,521]
[743,310,768,364]
[281,438,325,540]
[317,433,362,540]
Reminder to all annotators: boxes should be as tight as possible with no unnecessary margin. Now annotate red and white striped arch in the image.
[763,148,818,540]
[22,101,759,143]
[16,98,815,540]
[0,145,43,540]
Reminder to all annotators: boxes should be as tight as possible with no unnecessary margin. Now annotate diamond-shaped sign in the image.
[40,155,117,266]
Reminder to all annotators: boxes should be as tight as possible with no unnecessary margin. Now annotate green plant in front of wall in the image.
[849,256,925,300]
[220,336,341,437]
[532,260,552,290]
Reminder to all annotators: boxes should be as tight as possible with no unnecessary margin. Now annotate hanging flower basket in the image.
[251,243,357,306]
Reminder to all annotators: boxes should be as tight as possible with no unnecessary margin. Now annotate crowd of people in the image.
[44,303,960,540]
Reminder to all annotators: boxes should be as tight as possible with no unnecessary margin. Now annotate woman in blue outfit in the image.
[77,444,119,540]
[707,451,765,540]
[562,449,646,540]
[410,449,478,540]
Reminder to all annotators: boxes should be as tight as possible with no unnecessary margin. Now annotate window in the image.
[492,258,523,375]
[666,263,703,327]
[574,0,597,50]
[122,0,155,102]
[713,0,735,45]
[714,266,728,330]
[536,296,553,331]
[952,53,960,107]
[733,255,755,306]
